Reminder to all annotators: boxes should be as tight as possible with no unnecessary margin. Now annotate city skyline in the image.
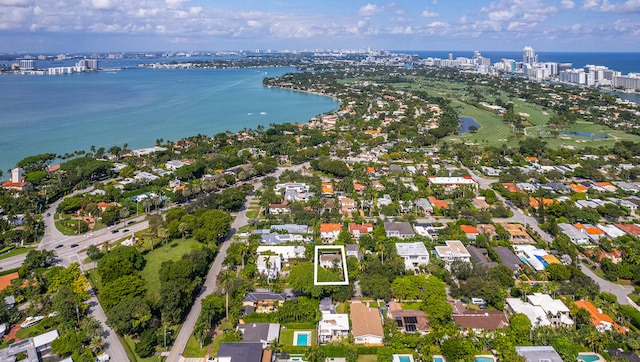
[0,0,639,53]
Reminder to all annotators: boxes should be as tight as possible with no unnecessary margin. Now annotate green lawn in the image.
[246,210,259,219]
[400,302,423,310]
[357,355,378,362]
[55,218,89,236]
[183,333,211,358]
[0,247,30,260]
[280,328,316,347]
[139,238,202,294]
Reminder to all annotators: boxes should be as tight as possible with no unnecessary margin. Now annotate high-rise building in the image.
[522,46,537,65]
[19,59,35,70]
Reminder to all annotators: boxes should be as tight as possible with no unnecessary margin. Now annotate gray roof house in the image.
[217,342,264,362]
[384,222,415,239]
[238,323,280,348]
[515,346,563,362]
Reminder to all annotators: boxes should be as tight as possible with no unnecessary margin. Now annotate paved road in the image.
[466,166,640,310]
[86,287,130,362]
[580,264,636,307]
[166,162,309,361]
[166,194,254,362]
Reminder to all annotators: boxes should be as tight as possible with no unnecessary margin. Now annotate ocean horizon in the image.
[0,67,338,172]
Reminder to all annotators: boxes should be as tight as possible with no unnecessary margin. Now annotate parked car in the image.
[70,243,78,248]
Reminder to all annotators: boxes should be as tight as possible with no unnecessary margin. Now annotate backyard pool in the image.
[399,356,412,362]
[577,353,604,362]
[475,357,495,362]
[294,331,311,346]
[433,357,444,362]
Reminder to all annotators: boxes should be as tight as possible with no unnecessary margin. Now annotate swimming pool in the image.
[294,331,311,346]
[475,358,494,362]
[398,357,411,362]
[433,357,444,362]
[578,354,602,362]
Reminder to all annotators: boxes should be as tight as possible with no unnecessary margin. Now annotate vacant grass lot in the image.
[139,238,201,294]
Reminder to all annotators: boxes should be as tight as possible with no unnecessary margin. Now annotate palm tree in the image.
[157,227,169,253]
[178,222,187,242]
[217,270,235,320]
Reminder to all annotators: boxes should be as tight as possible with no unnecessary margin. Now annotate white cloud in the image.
[0,0,31,6]
[600,0,640,12]
[91,0,114,10]
[561,0,575,8]
[421,7,439,17]
[427,21,448,27]
[488,10,514,21]
[358,3,382,16]
[390,26,413,34]
[583,0,600,9]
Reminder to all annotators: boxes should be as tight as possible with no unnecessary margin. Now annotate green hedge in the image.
[620,305,640,330]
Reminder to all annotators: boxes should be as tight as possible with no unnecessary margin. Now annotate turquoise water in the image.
[475,358,493,362]
[433,358,444,362]
[399,357,411,362]
[296,332,309,346]
[578,355,600,362]
[0,67,338,171]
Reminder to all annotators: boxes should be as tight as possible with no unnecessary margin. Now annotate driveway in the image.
[580,264,637,308]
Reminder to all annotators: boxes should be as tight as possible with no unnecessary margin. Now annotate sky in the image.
[1,0,639,53]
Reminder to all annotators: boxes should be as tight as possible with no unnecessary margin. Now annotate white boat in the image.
[20,315,44,328]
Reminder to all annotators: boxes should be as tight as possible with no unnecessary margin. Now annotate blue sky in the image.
[1,0,639,53]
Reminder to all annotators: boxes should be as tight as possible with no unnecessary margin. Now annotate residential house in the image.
[493,246,523,272]
[558,223,591,245]
[350,303,384,345]
[615,224,640,237]
[0,329,59,362]
[238,323,280,348]
[427,196,449,209]
[451,300,508,334]
[384,222,415,239]
[395,242,430,272]
[466,246,498,269]
[477,224,496,239]
[165,160,187,171]
[322,183,334,196]
[242,292,293,314]
[1,168,29,192]
[348,223,373,239]
[574,300,628,333]
[505,293,573,328]
[434,240,471,263]
[428,176,478,191]
[271,224,310,234]
[513,245,560,271]
[345,244,361,260]
[320,223,342,243]
[515,346,563,362]
[217,342,265,362]
[257,232,307,245]
[460,224,479,240]
[377,194,393,207]
[318,313,350,344]
[339,197,357,214]
[256,246,306,260]
[256,255,281,279]
[387,302,429,334]
[598,224,626,239]
[573,223,606,242]
[319,253,342,269]
[414,198,433,215]
[413,223,439,239]
[498,222,535,244]
[268,203,290,215]
[471,198,490,210]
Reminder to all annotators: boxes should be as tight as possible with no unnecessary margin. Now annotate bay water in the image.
[0,67,338,172]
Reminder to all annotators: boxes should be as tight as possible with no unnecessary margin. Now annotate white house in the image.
[434,240,471,263]
[256,255,282,279]
[395,242,430,272]
[318,314,350,344]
